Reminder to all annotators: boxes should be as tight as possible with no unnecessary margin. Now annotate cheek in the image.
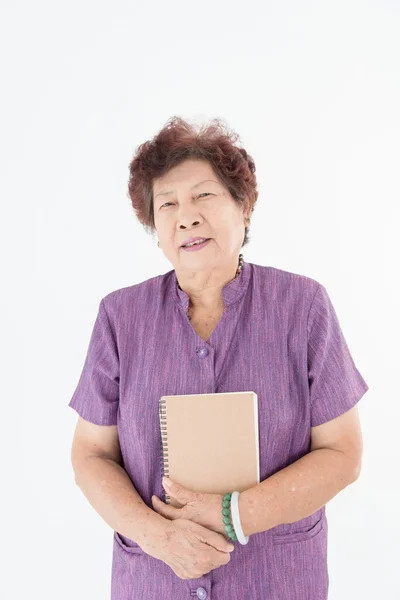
[154,216,173,237]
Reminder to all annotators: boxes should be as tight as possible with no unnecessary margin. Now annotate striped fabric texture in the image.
[68,260,369,600]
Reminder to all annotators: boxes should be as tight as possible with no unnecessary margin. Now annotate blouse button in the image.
[196,347,209,359]
[196,588,207,600]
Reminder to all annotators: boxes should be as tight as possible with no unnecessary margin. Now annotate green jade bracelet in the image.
[222,492,238,542]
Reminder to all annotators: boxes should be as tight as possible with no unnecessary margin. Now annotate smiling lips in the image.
[181,238,211,251]
[181,237,210,248]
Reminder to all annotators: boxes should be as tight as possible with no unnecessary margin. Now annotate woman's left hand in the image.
[151,477,227,537]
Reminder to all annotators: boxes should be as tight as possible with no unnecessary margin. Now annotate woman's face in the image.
[153,159,249,271]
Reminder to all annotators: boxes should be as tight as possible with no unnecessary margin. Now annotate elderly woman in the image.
[69,116,369,600]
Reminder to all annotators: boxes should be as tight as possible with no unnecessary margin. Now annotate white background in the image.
[2,0,398,598]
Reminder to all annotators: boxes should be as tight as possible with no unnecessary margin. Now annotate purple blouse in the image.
[68,260,369,600]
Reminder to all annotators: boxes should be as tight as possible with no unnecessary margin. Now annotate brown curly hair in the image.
[127,116,258,248]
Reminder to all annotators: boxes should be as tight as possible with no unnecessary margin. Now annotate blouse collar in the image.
[170,259,251,314]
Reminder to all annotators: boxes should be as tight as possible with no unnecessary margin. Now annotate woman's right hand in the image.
[144,518,235,580]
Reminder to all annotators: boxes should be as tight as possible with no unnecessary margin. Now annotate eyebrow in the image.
[154,179,219,198]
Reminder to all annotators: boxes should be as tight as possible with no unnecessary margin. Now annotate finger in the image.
[200,527,235,553]
[151,495,180,520]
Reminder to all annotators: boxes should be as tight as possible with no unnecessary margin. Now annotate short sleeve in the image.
[68,298,119,426]
[307,284,369,427]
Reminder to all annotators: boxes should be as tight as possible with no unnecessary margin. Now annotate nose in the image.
[179,220,200,229]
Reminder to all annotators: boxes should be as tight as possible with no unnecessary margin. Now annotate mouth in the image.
[181,238,211,251]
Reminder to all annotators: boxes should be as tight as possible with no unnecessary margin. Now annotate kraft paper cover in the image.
[159,391,260,508]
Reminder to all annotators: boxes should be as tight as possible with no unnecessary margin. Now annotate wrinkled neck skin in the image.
[176,260,239,312]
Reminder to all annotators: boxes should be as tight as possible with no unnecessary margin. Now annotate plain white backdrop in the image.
[2,0,398,598]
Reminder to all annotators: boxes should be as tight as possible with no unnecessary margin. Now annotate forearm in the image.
[238,448,359,537]
[73,455,168,551]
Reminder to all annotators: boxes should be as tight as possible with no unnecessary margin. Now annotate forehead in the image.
[153,159,219,192]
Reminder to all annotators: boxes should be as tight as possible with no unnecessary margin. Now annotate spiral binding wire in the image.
[159,397,171,504]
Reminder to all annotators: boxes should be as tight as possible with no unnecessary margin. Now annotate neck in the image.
[176,256,241,311]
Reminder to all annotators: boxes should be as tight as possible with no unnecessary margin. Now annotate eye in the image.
[160,193,212,208]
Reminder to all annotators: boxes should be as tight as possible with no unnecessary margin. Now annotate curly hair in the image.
[127,116,259,248]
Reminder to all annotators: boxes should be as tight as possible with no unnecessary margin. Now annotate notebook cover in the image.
[159,391,260,508]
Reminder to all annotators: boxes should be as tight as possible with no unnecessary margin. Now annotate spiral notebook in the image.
[159,391,260,507]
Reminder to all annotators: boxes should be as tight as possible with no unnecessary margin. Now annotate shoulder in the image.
[249,263,327,335]
[250,262,322,301]
[99,269,174,320]
[249,262,327,329]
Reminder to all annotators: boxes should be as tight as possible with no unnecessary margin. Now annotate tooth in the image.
[185,239,206,247]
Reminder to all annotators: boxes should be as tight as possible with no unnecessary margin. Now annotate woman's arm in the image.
[238,406,362,536]
[71,418,168,553]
